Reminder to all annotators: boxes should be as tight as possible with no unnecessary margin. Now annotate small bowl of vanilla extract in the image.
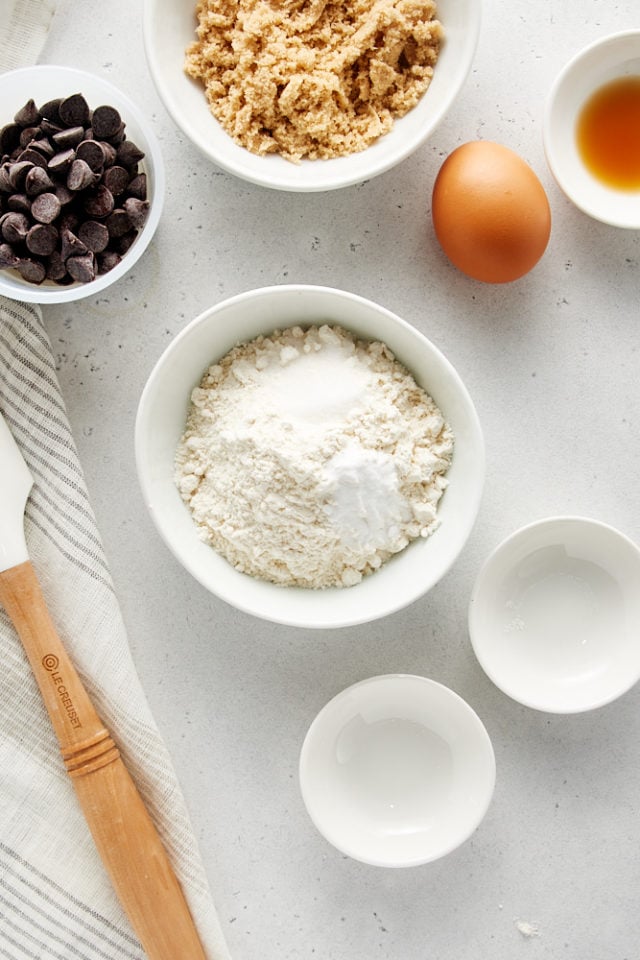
[543,30,640,228]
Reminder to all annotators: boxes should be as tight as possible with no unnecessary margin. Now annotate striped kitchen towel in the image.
[0,0,57,71]
[0,297,230,960]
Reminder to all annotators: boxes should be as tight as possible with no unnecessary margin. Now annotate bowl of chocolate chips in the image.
[0,64,165,303]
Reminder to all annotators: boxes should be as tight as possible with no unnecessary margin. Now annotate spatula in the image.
[0,409,208,960]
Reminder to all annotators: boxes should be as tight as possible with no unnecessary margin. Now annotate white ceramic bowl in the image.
[469,517,640,713]
[299,674,495,866]
[135,284,484,629]
[0,65,165,303]
[543,30,640,228]
[142,0,481,192]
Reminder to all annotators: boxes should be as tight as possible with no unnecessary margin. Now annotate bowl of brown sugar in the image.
[143,0,481,191]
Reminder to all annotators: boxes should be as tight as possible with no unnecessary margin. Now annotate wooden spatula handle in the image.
[0,561,208,960]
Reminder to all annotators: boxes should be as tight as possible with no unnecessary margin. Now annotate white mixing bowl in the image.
[143,0,481,191]
[135,284,484,628]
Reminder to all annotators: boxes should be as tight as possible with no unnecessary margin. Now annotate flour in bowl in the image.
[175,324,453,588]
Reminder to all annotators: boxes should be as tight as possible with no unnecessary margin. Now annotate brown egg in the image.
[431,141,551,283]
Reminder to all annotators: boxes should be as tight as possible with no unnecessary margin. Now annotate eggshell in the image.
[431,141,551,283]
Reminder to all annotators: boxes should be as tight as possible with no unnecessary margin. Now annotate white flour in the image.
[175,324,453,588]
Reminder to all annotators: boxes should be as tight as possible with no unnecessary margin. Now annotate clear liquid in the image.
[501,545,623,681]
[335,715,453,833]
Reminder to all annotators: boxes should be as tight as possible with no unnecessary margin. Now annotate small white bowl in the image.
[142,0,481,192]
[135,284,484,629]
[299,674,496,867]
[0,65,165,303]
[543,30,640,228]
[469,517,640,713]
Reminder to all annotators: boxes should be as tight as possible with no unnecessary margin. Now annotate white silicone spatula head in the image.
[0,410,33,573]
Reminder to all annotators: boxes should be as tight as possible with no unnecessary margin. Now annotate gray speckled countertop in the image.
[40,1,640,958]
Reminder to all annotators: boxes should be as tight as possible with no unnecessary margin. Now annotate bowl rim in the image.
[0,63,166,303]
[142,0,482,192]
[298,673,496,867]
[468,514,640,713]
[542,29,640,229]
[135,283,485,629]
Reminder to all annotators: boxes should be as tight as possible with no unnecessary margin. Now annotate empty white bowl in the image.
[0,64,165,303]
[468,517,640,713]
[135,284,484,629]
[142,0,481,192]
[543,30,640,228]
[299,674,496,867]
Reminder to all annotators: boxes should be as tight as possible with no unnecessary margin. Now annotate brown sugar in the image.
[185,0,443,162]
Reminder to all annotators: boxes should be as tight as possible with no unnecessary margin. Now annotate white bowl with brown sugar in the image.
[143,0,481,191]
[135,285,484,628]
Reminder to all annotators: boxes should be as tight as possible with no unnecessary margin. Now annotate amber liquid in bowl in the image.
[576,75,640,190]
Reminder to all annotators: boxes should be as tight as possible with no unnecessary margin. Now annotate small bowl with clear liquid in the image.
[468,516,640,713]
[299,674,495,867]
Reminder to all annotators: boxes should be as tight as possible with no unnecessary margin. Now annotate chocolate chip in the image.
[14,99,41,127]
[48,149,76,175]
[0,242,19,268]
[78,219,109,252]
[52,125,86,150]
[28,137,55,159]
[91,105,122,140]
[66,253,95,283]
[123,197,149,229]
[0,164,13,192]
[106,122,126,145]
[83,183,114,218]
[25,166,54,196]
[31,192,61,224]
[60,227,88,261]
[39,98,63,123]
[8,160,34,191]
[19,126,42,148]
[67,158,96,191]
[7,193,31,214]
[0,123,21,155]
[59,94,91,128]
[116,139,145,167]
[54,183,75,206]
[26,222,58,256]
[98,141,117,167]
[1,211,29,243]
[127,172,147,200]
[18,147,49,169]
[40,119,63,137]
[76,139,106,172]
[58,210,80,234]
[115,229,137,255]
[46,249,67,281]
[102,164,130,196]
[16,258,46,284]
[97,249,121,274]
[105,208,131,238]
